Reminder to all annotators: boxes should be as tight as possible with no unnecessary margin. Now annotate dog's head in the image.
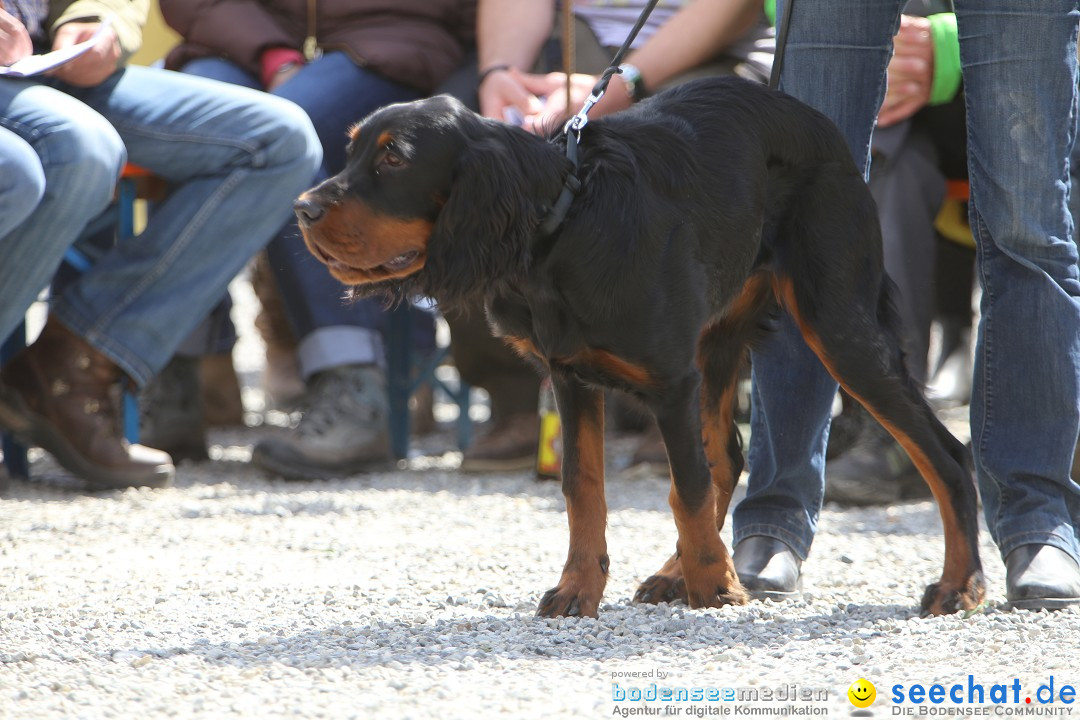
[295,94,570,306]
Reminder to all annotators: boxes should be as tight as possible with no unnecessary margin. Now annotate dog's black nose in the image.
[294,197,325,227]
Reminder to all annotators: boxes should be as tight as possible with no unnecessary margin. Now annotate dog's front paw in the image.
[686,584,749,609]
[537,584,602,618]
[682,561,749,609]
[920,572,987,616]
[633,574,688,605]
[536,555,608,618]
[633,554,689,605]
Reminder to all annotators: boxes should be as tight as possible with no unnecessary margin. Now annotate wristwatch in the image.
[617,63,646,102]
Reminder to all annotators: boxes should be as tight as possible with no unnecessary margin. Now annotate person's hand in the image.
[878,15,934,128]
[516,70,633,134]
[0,6,33,65]
[49,21,121,87]
[478,66,545,125]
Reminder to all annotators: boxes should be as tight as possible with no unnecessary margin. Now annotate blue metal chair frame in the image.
[385,304,472,460]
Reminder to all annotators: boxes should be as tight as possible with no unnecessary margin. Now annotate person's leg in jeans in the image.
[182,53,425,479]
[955,0,1080,607]
[731,0,904,595]
[0,82,167,490]
[0,83,124,342]
[0,67,321,489]
[50,67,320,383]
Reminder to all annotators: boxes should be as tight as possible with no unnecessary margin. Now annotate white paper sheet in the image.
[0,18,112,78]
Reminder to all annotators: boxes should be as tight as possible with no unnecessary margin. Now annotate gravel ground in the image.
[2,282,1078,720]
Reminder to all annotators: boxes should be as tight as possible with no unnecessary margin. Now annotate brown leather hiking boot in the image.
[0,318,174,489]
[629,423,669,475]
[459,412,539,473]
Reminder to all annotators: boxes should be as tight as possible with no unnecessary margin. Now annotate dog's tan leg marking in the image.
[537,387,608,618]
[669,480,748,609]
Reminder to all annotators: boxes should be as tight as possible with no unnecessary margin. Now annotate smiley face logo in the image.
[847,678,876,708]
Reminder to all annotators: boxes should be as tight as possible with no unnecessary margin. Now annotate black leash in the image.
[536,0,661,238]
[769,0,794,91]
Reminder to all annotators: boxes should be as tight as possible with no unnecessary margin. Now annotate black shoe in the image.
[824,421,931,506]
[1005,544,1080,610]
[140,355,209,463]
[733,536,803,600]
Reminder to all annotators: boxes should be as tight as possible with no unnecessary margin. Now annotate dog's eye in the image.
[379,150,405,169]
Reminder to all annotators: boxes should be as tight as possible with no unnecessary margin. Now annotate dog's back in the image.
[563,75,879,323]
[593,76,860,190]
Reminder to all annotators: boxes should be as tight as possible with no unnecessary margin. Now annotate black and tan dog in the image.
[293,76,985,618]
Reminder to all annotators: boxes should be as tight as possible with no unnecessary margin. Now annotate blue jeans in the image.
[734,0,1080,565]
[0,66,322,385]
[181,53,434,377]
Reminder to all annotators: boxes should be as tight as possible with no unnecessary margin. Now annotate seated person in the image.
[0,0,321,489]
[158,0,475,479]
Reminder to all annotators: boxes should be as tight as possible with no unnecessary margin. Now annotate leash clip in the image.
[565,87,605,135]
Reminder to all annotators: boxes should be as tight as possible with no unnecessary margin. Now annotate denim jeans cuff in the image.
[993,529,1080,566]
[51,303,154,387]
[732,521,813,561]
[298,326,385,379]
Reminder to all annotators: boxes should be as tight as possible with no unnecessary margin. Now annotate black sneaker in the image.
[140,356,209,463]
[825,399,867,461]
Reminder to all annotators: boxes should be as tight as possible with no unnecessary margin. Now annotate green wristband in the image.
[928,13,962,105]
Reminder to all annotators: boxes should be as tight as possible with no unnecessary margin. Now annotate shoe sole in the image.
[747,588,803,601]
[626,460,670,477]
[251,444,393,481]
[459,456,536,473]
[0,385,174,490]
[740,575,804,602]
[1006,596,1080,611]
[141,439,209,464]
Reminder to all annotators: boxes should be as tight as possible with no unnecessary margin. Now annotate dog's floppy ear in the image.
[421,125,568,306]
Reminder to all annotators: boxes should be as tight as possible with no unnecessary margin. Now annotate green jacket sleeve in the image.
[927,12,961,105]
[48,0,148,63]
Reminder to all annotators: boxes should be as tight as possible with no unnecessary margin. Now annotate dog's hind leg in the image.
[635,274,771,606]
[536,375,609,618]
[773,269,985,615]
